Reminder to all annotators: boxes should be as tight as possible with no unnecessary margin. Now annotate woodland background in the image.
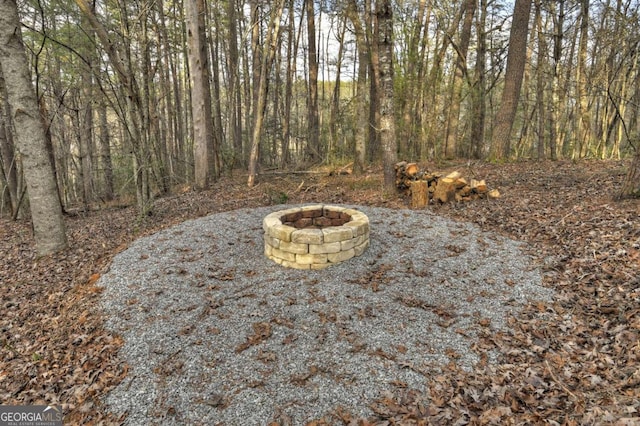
[2,0,640,221]
[1,0,640,423]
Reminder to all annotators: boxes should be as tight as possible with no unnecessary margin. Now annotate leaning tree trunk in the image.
[0,0,67,256]
[247,0,285,187]
[444,0,475,159]
[489,0,532,160]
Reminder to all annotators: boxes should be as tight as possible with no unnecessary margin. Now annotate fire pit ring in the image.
[263,204,370,269]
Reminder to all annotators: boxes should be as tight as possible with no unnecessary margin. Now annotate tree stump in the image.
[410,180,429,209]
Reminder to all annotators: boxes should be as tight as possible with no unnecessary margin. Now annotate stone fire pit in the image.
[263,205,370,269]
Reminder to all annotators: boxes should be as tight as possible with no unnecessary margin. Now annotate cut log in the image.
[410,180,429,209]
[454,177,468,189]
[433,178,457,203]
[396,163,497,204]
[471,179,488,193]
[458,185,472,197]
[445,171,462,180]
[405,163,419,177]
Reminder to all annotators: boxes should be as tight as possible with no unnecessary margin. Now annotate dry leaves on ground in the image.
[1,160,639,424]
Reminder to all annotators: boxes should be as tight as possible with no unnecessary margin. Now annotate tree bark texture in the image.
[345,0,368,174]
[376,0,397,193]
[247,0,285,187]
[226,0,243,168]
[470,0,487,159]
[0,0,67,255]
[306,0,320,161]
[444,0,475,158]
[186,0,214,190]
[490,0,532,160]
[0,68,19,216]
[618,146,640,199]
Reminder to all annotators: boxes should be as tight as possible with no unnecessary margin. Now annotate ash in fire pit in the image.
[263,205,369,270]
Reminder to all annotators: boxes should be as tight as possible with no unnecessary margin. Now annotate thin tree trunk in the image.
[329,17,347,156]
[226,0,242,169]
[280,0,296,168]
[399,0,427,159]
[346,0,368,174]
[425,8,465,159]
[154,0,173,186]
[209,9,223,176]
[97,99,113,200]
[444,0,475,159]
[0,0,67,255]
[249,0,261,167]
[574,0,591,159]
[78,10,95,208]
[534,0,546,160]
[247,0,285,187]
[76,0,152,214]
[548,0,565,160]
[367,0,380,162]
[470,0,487,159]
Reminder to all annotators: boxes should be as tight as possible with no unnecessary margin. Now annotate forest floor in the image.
[1,160,639,425]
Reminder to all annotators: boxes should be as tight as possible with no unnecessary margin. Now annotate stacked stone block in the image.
[263,205,370,269]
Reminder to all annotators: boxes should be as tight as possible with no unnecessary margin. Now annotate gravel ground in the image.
[98,205,553,425]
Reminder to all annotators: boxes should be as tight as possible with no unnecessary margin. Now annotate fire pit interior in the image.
[263,205,370,269]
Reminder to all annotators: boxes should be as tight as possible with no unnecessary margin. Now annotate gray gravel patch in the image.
[98,205,553,425]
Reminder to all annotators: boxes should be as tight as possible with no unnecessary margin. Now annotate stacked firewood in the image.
[395,161,500,207]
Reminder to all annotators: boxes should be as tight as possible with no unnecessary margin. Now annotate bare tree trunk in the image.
[185,0,214,189]
[75,0,152,214]
[0,68,19,216]
[470,0,487,159]
[444,0,475,159]
[548,0,565,160]
[79,10,95,208]
[0,0,67,255]
[490,0,532,160]
[153,0,173,187]
[209,10,223,177]
[97,100,113,200]
[574,0,591,159]
[367,0,380,162]
[329,17,347,155]
[534,0,546,160]
[280,0,297,168]
[398,0,427,159]
[247,0,285,187]
[346,0,368,174]
[618,147,640,199]
[424,8,464,159]
[306,0,320,161]
[226,0,242,169]
[376,0,397,193]
[249,0,261,167]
